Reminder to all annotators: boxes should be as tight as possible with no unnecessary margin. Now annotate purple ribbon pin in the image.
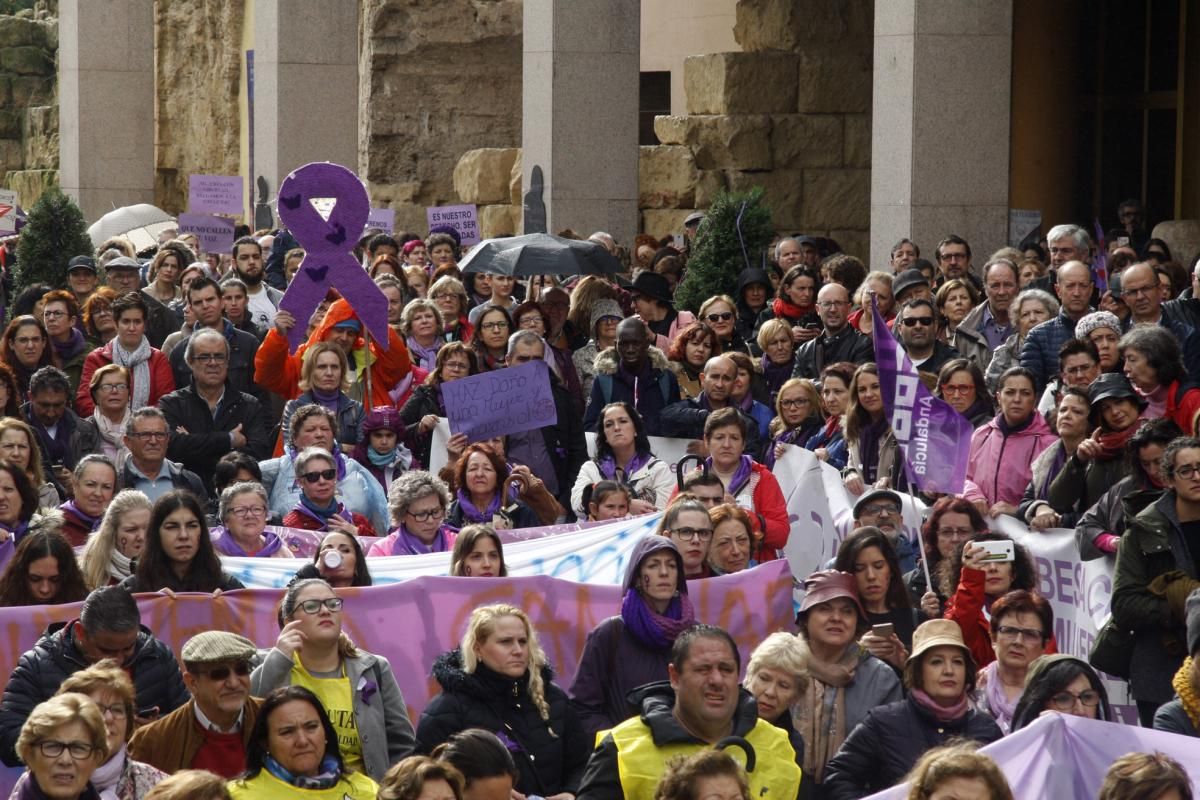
[276,162,390,354]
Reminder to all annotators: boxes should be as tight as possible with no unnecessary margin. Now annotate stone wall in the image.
[154,0,244,214]
[646,0,874,258]
[358,0,523,236]
[0,10,58,209]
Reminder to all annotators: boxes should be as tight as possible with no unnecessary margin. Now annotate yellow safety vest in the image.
[607,717,802,800]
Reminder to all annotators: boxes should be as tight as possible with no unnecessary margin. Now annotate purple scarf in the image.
[981,661,1017,732]
[760,354,792,397]
[16,776,100,800]
[1035,442,1068,501]
[406,336,441,371]
[389,522,454,555]
[455,488,503,524]
[309,387,343,414]
[621,589,697,649]
[706,454,754,496]
[51,328,87,363]
[61,500,102,532]
[212,528,284,557]
[598,451,652,482]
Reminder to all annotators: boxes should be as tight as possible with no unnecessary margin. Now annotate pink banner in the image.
[0,562,793,794]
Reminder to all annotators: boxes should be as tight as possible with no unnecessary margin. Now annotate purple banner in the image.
[1092,219,1109,293]
[427,204,480,245]
[188,174,245,216]
[441,359,557,443]
[177,212,236,255]
[870,299,973,494]
[0,563,793,796]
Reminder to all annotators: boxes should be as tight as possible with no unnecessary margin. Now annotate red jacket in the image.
[668,460,790,563]
[944,567,1058,668]
[76,342,175,415]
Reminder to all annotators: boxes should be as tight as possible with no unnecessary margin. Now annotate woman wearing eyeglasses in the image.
[250,578,416,781]
[71,365,133,466]
[1010,655,1112,731]
[972,590,1053,733]
[766,378,823,469]
[0,315,52,403]
[212,482,293,558]
[121,490,244,595]
[907,497,988,619]
[14,693,111,800]
[281,448,379,538]
[400,343,479,469]
[698,295,750,356]
[470,306,513,373]
[367,472,456,556]
[935,359,994,429]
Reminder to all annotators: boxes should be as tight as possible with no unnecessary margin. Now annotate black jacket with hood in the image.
[569,537,692,740]
[735,268,774,356]
[415,649,590,798]
[581,346,681,436]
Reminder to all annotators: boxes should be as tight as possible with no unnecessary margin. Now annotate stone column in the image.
[59,0,155,221]
[253,0,358,203]
[870,1,1013,268]
[523,0,640,245]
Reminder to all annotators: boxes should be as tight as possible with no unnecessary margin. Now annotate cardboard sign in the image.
[426,203,480,245]
[367,207,395,234]
[177,212,236,254]
[441,359,556,442]
[1008,208,1042,248]
[0,189,17,235]
[189,174,245,216]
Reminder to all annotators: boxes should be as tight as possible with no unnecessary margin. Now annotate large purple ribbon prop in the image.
[276,162,390,353]
[870,298,974,494]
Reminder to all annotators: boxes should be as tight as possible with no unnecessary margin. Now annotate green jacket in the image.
[1111,490,1198,703]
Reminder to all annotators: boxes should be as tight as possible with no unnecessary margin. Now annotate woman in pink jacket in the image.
[962,366,1055,517]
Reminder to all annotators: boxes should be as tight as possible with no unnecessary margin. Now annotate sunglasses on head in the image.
[301,468,337,483]
[901,316,934,327]
[706,312,734,322]
[203,661,252,681]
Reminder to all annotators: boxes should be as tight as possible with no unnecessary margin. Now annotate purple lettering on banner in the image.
[870,299,974,493]
[441,360,557,443]
[188,174,245,216]
[177,212,237,254]
[426,204,480,245]
[0,563,793,797]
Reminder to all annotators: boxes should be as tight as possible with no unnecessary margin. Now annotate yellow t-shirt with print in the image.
[289,658,364,774]
[228,769,378,800]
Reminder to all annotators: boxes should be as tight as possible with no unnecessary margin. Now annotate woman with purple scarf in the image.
[569,402,674,520]
[212,481,294,558]
[765,378,824,469]
[568,536,698,740]
[368,471,457,556]
[444,445,540,531]
[57,455,117,547]
[401,299,444,371]
[280,342,365,451]
[756,318,796,402]
[351,407,416,494]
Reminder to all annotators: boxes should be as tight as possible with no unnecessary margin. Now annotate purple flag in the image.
[1092,218,1109,293]
[870,299,974,493]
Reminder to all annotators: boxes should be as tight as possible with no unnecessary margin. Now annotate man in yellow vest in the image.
[576,624,803,800]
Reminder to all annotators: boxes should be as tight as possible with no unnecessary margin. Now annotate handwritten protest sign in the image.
[367,207,395,234]
[441,359,555,442]
[427,203,480,245]
[188,174,245,215]
[0,189,18,234]
[178,212,236,254]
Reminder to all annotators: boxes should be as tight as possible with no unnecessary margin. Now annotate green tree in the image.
[13,187,93,296]
[673,187,774,313]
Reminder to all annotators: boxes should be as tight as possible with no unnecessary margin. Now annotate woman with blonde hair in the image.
[416,604,590,800]
[14,693,109,800]
[143,770,231,800]
[429,276,473,343]
[249,578,416,781]
[904,743,1012,800]
[744,632,809,732]
[0,416,60,508]
[1097,752,1193,800]
[377,756,465,800]
[79,490,152,588]
[280,341,364,450]
[766,377,823,468]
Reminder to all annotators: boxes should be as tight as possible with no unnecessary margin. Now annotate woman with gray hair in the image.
[1120,325,1200,435]
[280,447,378,537]
[211,481,293,558]
[984,288,1059,393]
[79,489,152,588]
[402,299,444,371]
[368,471,456,556]
[58,453,119,547]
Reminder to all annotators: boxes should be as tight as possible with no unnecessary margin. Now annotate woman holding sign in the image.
[400,342,479,469]
[570,402,673,519]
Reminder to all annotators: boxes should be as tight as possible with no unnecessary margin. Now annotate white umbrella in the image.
[87,204,176,252]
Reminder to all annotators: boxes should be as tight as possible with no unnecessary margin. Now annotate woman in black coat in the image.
[822,619,1002,800]
[415,604,590,800]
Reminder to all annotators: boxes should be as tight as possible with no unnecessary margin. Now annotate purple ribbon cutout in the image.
[276,162,391,354]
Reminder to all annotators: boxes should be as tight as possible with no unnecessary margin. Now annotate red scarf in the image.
[772,296,813,320]
[1093,417,1145,460]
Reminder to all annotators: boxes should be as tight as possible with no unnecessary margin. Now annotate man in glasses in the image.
[897,298,959,383]
[852,489,916,574]
[121,407,207,503]
[130,631,262,778]
[0,586,189,766]
[791,282,872,380]
[167,277,265,407]
[161,328,271,494]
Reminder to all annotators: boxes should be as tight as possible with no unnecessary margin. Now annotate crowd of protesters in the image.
[0,202,1195,800]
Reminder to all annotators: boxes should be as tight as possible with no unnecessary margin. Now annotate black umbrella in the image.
[459,232,623,276]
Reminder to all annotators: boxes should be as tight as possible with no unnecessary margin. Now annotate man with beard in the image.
[231,237,284,330]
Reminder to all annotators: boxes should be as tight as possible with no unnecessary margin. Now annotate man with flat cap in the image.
[129,630,263,778]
